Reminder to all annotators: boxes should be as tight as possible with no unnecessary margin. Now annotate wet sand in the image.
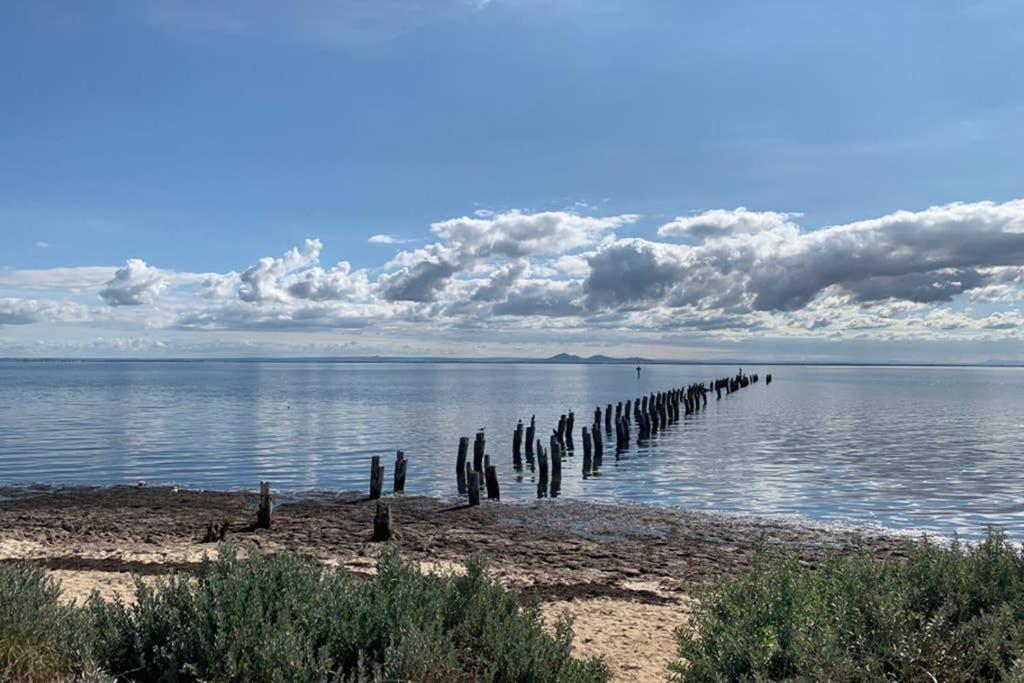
[0,486,913,681]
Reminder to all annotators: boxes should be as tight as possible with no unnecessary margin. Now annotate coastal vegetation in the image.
[1,546,609,683]
[672,529,1024,681]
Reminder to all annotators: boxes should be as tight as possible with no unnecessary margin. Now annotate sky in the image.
[2,0,1024,362]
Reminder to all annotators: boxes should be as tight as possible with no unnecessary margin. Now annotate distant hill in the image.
[541,353,647,364]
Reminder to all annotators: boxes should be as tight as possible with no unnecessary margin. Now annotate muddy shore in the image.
[0,485,915,681]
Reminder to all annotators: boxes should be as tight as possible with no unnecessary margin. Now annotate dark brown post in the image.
[393,450,407,494]
[484,465,500,500]
[369,456,384,499]
[467,471,481,506]
[372,501,393,541]
[473,431,486,473]
[456,437,469,494]
[513,419,523,468]
[582,426,592,475]
[525,415,536,457]
[256,481,272,529]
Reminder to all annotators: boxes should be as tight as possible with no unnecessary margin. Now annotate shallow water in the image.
[1,360,1022,540]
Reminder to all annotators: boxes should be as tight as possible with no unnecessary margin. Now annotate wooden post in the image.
[372,501,393,541]
[456,437,469,494]
[513,419,523,468]
[605,403,612,432]
[537,442,549,498]
[369,456,384,499]
[485,465,500,500]
[393,450,407,494]
[473,431,486,473]
[592,422,603,458]
[256,481,272,529]
[550,433,562,476]
[525,415,536,457]
[582,426,592,475]
[565,411,575,452]
[467,471,481,506]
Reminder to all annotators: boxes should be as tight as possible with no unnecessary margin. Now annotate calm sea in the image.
[1,360,1022,540]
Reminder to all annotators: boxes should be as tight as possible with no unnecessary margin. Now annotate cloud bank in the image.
[3,201,1024,356]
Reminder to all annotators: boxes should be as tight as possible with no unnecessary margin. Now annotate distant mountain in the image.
[541,353,648,364]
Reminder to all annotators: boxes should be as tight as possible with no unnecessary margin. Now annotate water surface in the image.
[2,360,1022,540]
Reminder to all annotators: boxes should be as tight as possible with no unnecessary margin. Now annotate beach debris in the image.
[202,519,229,543]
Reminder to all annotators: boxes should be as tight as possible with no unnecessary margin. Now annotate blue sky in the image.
[2,0,1024,360]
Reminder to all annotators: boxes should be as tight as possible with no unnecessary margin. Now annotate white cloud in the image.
[0,298,91,325]
[34,241,50,250]
[658,207,801,242]
[368,234,411,244]
[5,200,1024,354]
[237,238,369,303]
[99,259,170,306]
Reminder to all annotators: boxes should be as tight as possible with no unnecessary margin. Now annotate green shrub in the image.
[672,529,1024,681]
[87,545,609,682]
[0,562,100,682]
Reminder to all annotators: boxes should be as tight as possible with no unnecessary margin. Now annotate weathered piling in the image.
[485,464,500,500]
[369,456,384,500]
[525,415,536,458]
[456,437,469,494]
[582,426,592,475]
[467,471,481,506]
[372,501,393,541]
[766,373,773,384]
[393,450,407,494]
[566,411,575,451]
[605,403,612,432]
[473,431,486,473]
[256,481,272,529]
[624,399,632,423]
[537,441,549,498]
[550,433,563,478]
[592,421,604,458]
[513,419,523,468]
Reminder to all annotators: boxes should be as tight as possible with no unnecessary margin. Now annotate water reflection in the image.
[1,361,1023,539]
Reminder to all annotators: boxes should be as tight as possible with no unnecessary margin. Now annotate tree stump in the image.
[256,481,272,529]
[372,501,393,542]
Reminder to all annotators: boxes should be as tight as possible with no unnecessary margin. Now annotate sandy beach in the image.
[0,486,913,681]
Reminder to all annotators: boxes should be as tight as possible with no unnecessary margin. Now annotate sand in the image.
[0,485,913,682]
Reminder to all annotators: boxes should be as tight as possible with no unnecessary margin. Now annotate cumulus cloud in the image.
[99,259,170,306]
[5,201,1024,349]
[586,200,1024,319]
[237,239,369,303]
[379,210,637,302]
[658,207,800,241]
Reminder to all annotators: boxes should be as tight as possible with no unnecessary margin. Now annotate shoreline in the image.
[1,485,915,681]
